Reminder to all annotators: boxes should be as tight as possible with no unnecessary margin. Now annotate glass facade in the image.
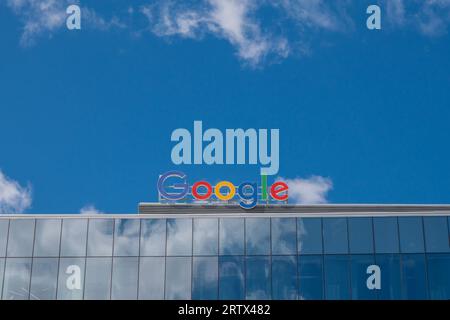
[0,215,449,300]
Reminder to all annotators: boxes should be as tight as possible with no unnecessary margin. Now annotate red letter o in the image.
[192,181,213,200]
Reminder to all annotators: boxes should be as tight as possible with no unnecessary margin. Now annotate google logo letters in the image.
[157,171,289,209]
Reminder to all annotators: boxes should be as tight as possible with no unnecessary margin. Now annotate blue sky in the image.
[0,0,450,214]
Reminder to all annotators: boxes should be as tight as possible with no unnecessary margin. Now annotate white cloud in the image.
[0,169,32,214]
[279,176,332,204]
[7,0,68,46]
[5,0,125,46]
[141,0,289,66]
[276,0,345,31]
[82,7,126,31]
[384,0,450,36]
[141,0,450,65]
[418,0,450,36]
[79,204,103,215]
[4,0,450,62]
[386,0,406,27]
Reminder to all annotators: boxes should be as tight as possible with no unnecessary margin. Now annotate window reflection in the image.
[323,218,348,254]
[297,218,322,254]
[219,256,244,300]
[375,254,401,299]
[193,257,218,300]
[219,219,244,255]
[114,219,140,256]
[423,217,450,253]
[193,219,218,255]
[57,258,85,300]
[272,256,297,300]
[140,219,166,256]
[139,257,165,299]
[60,219,88,257]
[324,255,350,300]
[246,256,271,300]
[348,218,374,254]
[84,258,112,300]
[398,217,424,253]
[7,219,35,257]
[2,258,31,300]
[401,254,427,299]
[167,219,192,256]
[87,219,114,257]
[350,255,377,300]
[165,257,191,300]
[30,258,58,300]
[298,255,323,300]
[374,217,399,253]
[272,218,296,255]
[427,254,450,299]
[34,219,61,257]
[111,257,138,300]
[246,218,270,255]
[0,220,9,257]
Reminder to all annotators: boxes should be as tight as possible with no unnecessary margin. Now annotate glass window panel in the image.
[84,258,112,300]
[323,218,348,254]
[193,257,218,300]
[30,258,58,300]
[271,218,296,255]
[167,219,192,256]
[193,219,218,255]
[298,218,322,254]
[111,257,138,300]
[272,256,297,300]
[87,219,114,257]
[165,257,191,300]
[0,220,9,257]
[0,258,4,296]
[401,254,427,299]
[219,256,244,300]
[246,218,270,255]
[246,256,271,300]
[140,219,166,256]
[219,219,244,255]
[139,257,165,300]
[114,219,140,256]
[324,255,350,300]
[7,219,35,257]
[57,258,85,300]
[348,218,374,254]
[60,219,88,257]
[423,217,449,253]
[427,254,450,299]
[298,255,323,300]
[33,219,61,257]
[350,255,377,300]
[374,217,399,253]
[2,258,32,300]
[375,254,402,299]
[398,217,424,253]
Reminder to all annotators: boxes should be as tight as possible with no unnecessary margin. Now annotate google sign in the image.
[157,171,289,209]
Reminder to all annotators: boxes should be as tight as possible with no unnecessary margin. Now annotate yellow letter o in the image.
[214,181,236,201]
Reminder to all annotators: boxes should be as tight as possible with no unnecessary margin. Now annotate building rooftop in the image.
[0,203,449,219]
[138,203,450,217]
